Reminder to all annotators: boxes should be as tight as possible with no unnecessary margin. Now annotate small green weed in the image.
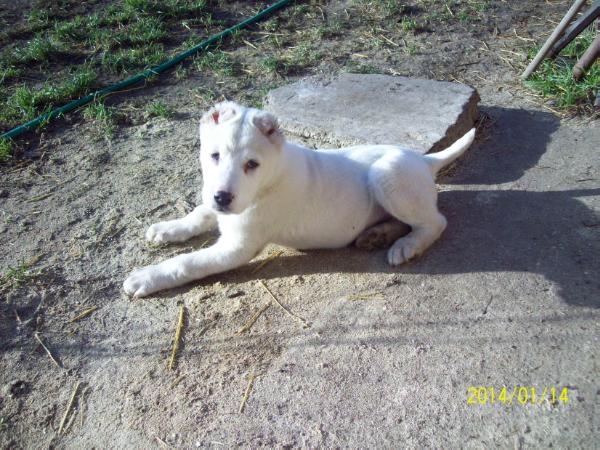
[146,100,173,118]
[174,65,189,80]
[0,68,96,126]
[260,56,281,75]
[401,17,418,32]
[0,262,39,290]
[26,9,51,30]
[345,60,381,74]
[101,44,165,73]
[195,51,236,77]
[0,138,13,161]
[125,17,167,44]
[12,35,62,65]
[84,101,115,138]
[53,17,88,41]
[0,66,23,85]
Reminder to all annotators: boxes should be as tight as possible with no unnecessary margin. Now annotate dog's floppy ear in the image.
[252,112,283,146]
[200,101,238,126]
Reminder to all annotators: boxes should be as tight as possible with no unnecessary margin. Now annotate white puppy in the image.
[124,101,475,297]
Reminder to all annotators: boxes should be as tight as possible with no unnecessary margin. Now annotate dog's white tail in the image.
[424,128,476,175]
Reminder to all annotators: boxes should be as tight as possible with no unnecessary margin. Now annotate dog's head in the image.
[199,101,285,215]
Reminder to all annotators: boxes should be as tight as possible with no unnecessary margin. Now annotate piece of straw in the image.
[69,306,98,323]
[170,375,186,389]
[155,436,172,448]
[235,302,271,335]
[252,249,284,273]
[34,332,62,368]
[58,381,80,434]
[346,291,385,301]
[259,280,309,328]
[168,305,185,371]
[239,373,257,413]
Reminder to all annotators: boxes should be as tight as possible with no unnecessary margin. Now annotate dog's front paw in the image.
[123,265,173,298]
[146,221,188,244]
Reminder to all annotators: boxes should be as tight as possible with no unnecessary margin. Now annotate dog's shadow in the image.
[176,106,599,308]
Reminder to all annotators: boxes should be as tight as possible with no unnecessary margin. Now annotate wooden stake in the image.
[522,0,587,79]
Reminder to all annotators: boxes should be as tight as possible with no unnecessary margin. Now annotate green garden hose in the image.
[1,0,293,141]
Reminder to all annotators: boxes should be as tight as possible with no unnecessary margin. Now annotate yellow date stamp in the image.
[467,386,569,406]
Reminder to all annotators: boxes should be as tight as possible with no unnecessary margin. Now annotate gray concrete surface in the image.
[266,73,480,152]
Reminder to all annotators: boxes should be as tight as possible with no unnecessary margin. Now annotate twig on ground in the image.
[346,291,385,301]
[34,332,62,368]
[170,374,186,388]
[79,386,89,428]
[235,302,271,335]
[155,436,173,448]
[27,192,53,203]
[252,249,284,273]
[58,381,80,434]
[379,34,399,47]
[69,306,98,323]
[259,280,310,328]
[168,305,185,371]
[239,372,257,413]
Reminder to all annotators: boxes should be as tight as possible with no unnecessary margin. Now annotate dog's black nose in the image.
[214,191,233,207]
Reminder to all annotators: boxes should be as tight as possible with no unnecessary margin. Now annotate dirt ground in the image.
[1,1,599,448]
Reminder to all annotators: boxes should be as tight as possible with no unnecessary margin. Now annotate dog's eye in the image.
[211,152,219,162]
[244,159,259,172]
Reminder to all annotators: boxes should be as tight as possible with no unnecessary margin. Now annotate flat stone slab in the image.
[265,73,480,153]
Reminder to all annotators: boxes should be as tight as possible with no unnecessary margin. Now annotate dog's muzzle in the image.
[213,191,234,212]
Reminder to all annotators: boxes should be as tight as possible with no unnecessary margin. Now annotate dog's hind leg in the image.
[369,153,448,265]
[146,205,217,244]
[355,220,411,250]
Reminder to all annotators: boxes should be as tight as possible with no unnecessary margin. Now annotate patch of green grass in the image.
[26,9,51,31]
[0,67,96,126]
[11,35,62,65]
[174,65,189,80]
[0,138,13,161]
[0,66,23,85]
[84,101,115,138]
[146,100,173,118]
[0,262,39,290]
[401,17,418,32]
[61,67,97,98]
[123,0,207,19]
[260,56,281,75]
[87,28,119,52]
[101,44,166,73]
[0,0,217,138]
[125,17,167,44]
[345,60,381,74]
[6,86,47,122]
[315,20,344,39]
[525,26,599,110]
[53,16,88,41]
[195,51,236,77]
